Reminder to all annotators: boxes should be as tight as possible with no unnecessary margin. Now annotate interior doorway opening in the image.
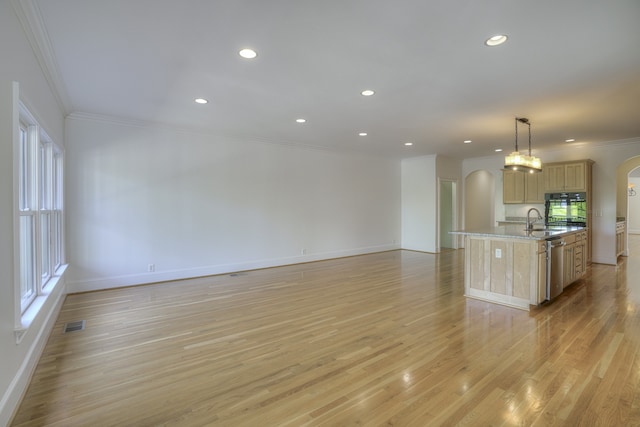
[617,155,640,260]
[438,179,457,251]
[626,166,640,256]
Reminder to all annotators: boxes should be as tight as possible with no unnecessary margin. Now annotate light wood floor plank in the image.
[10,238,640,426]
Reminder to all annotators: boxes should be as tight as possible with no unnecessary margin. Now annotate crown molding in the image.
[11,0,72,114]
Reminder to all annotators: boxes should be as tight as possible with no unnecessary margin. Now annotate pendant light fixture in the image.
[504,117,542,173]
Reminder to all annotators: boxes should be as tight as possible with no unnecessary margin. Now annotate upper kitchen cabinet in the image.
[526,171,545,203]
[544,160,594,192]
[503,170,545,204]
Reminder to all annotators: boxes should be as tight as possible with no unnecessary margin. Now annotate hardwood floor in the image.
[11,238,640,426]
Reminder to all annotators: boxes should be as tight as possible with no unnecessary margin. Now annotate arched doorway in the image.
[464,170,494,230]
[616,155,640,257]
[628,167,640,235]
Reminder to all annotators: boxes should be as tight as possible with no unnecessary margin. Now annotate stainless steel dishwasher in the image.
[546,237,566,300]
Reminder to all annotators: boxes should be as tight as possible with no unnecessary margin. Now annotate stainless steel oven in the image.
[544,192,587,227]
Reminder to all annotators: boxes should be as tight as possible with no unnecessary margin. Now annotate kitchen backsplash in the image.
[500,204,545,222]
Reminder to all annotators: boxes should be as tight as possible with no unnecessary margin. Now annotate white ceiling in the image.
[20,0,640,159]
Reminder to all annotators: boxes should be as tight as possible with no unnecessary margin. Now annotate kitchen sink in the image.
[528,230,556,237]
[527,228,566,238]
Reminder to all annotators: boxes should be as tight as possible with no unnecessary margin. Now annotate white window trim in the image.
[13,83,67,343]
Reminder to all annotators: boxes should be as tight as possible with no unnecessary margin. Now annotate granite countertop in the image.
[450,224,586,241]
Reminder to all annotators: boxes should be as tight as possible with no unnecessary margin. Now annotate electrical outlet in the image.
[301,249,306,255]
[495,249,502,259]
[148,264,155,272]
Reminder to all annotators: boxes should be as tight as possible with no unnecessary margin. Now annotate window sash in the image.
[19,126,29,211]
[19,213,37,312]
[40,211,51,283]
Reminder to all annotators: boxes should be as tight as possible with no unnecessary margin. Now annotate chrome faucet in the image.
[526,207,543,230]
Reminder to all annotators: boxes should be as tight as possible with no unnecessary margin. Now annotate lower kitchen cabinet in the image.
[616,221,626,257]
[575,230,587,278]
[564,239,575,287]
[537,240,547,304]
[564,230,588,287]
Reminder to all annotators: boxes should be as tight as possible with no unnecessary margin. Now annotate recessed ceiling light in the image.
[239,48,257,59]
[361,89,375,96]
[485,34,508,47]
[296,118,306,123]
[495,148,503,152]
[404,142,413,146]
[464,140,472,144]
[194,98,208,104]
[565,138,575,142]
[359,132,367,136]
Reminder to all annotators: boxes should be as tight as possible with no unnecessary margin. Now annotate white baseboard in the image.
[66,244,400,293]
[0,280,66,427]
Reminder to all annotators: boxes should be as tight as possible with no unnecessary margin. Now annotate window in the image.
[17,105,64,314]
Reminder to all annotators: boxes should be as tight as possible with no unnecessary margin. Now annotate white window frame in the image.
[14,96,66,341]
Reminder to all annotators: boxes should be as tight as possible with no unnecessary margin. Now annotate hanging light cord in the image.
[514,118,519,152]
[514,117,531,155]
[527,119,532,157]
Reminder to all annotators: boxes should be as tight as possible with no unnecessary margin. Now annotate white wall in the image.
[462,139,640,265]
[401,155,437,252]
[65,116,401,291]
[0,3,66,425]
[464,170,495,230]
[439,181,454,248]
[400,154,463,253]
[628,176,640,233]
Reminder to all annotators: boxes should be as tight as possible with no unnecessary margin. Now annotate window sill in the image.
[15,264,67,344]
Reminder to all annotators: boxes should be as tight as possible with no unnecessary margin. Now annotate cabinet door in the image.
[564,163,586,191]
[544,165,565,192]
[537,247,547,304]
[525,172,545,203]
[574,244,584,277]
[503,170,525,204]
[616,230,624,256]
[563,244,575,287]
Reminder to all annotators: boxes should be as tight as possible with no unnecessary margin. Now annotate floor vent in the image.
[63,320,86,334]
[229,272,247,277]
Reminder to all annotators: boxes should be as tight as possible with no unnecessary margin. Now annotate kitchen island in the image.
[451,225,587,310]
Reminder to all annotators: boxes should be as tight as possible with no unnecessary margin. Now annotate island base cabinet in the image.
[616,221,626,258]
[465,235,544,310]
